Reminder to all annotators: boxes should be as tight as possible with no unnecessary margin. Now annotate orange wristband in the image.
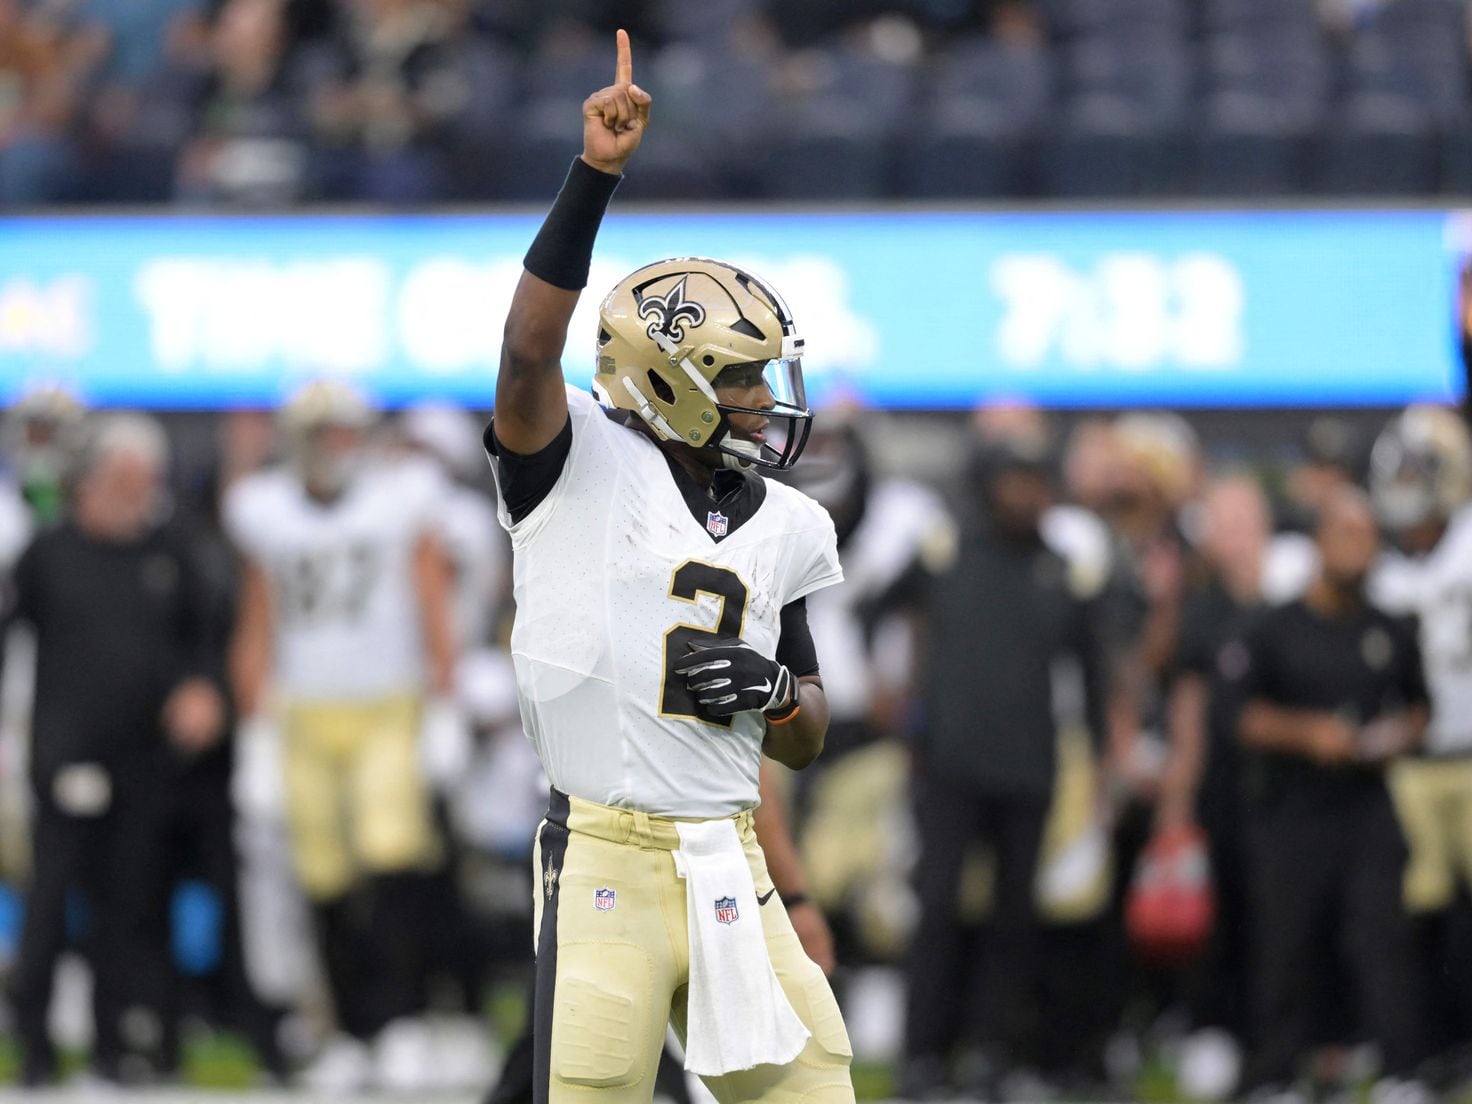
[765,702,801,725]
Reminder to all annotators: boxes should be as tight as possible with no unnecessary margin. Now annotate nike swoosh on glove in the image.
[673,637,793,719]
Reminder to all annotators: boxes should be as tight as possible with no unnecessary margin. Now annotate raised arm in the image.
[494,29,651,455]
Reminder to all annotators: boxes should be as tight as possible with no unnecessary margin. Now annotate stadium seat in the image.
[1063,32,1191,130]
[1201,31,1331,129]
[898,35,1053,197]
[1441,129,1472,193]
[1200,0,1319,36]
[1039,0,1187,40]
[492,101,586,200]
[1038,93,1182,197]
[1344,28,1469,130]
[767,104,892,199]
[928,35,1054,128]
[652,0,753,46]
[764,46,918,199]
[524,44,619,104]
[900,100,1026,198]
[1313,93,1439,195]
[1191,92,1309,196]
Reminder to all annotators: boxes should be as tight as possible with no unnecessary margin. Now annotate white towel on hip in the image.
[672,819,810,1076]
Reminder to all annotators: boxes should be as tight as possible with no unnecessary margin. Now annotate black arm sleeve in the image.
[484,415,572,525]
[775,597,820,679]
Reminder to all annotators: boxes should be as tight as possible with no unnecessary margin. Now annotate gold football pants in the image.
[1390,756,1472,913]
[531,789,855,1104]
[280,696,438,901]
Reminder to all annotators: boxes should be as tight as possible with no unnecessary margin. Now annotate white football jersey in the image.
[491,386,843,818]
[806,479,945,721]
[225,456,447,702]
[438,484,505,651]
[1371,503,1472,754]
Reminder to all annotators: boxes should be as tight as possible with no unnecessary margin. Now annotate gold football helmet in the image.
[592,257,812,470]
[1369,404,1472,529]
[278,379,377,496]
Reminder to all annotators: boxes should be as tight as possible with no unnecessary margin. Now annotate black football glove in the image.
[673,638,793,719]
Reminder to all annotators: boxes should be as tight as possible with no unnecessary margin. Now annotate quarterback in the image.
[487,29,854,1104]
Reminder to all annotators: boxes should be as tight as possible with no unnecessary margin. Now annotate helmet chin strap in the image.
[719,446,755,472]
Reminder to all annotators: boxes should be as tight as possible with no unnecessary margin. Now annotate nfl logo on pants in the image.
[714,896,739,924]
[595,887,616,911]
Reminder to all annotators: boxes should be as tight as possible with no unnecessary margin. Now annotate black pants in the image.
[1243,786,1426,1089]
[1185,786,1251,1039]
[314,871,432,1040]
[156,764,285,1075]
[904,776,1050,1072]
[11,781,171,1082]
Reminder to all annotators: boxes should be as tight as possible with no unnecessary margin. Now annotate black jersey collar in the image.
[660,451,767,542]
[603,406,766,542]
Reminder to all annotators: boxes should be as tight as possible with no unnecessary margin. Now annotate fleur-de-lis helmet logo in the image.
[638,276,707,344]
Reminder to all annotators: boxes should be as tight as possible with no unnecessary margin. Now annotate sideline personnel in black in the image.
[6,413,228,1085]
[898,435,1108,1100]
[1231,488,1430,1098]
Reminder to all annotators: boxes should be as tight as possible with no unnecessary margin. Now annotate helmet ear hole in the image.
[646,369,675,405]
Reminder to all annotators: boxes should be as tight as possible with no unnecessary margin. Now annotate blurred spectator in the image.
[6,413,228,1084]
[71,0,205,88]
[224,380,460,1092]
[896,430,1108,1100]
[1230,488,1430,1100]
[174,0,312,205]
[0,0,89,204]
[297,0,510,203]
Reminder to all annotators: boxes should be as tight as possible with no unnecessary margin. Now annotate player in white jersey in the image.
[487,31,852,1104]
[224,379,458,1089]
[400,402,508,651]
[1368,405,1472,1063]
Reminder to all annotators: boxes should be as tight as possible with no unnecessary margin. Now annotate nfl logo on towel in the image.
[714,896,739,924]
[706,511,728,538]
[594,887,616,911]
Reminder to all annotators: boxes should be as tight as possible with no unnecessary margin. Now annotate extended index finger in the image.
[615,27,632,86]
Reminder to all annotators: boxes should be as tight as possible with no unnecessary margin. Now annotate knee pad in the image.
[551,942,657,1090]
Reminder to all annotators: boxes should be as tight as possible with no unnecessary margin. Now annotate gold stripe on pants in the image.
[531,789,854,1104]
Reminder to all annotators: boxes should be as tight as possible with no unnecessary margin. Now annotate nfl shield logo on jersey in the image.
[706,511,728,538]
[594,887,616,911]
[714,896,739,924]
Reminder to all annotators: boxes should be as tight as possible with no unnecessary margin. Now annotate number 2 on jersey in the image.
[661,560,750,726]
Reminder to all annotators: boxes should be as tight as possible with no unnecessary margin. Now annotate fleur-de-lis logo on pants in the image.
[544,864,559,900]
[639,276,707,344]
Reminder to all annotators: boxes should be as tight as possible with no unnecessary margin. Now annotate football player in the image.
[486,30,853,1104]
[398,401,507,655]
[224,379,458,1091]
[1369,405,1472,1068]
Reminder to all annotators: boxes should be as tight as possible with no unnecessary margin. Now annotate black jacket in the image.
[9,518,227,790]
[914,517,1108,796]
